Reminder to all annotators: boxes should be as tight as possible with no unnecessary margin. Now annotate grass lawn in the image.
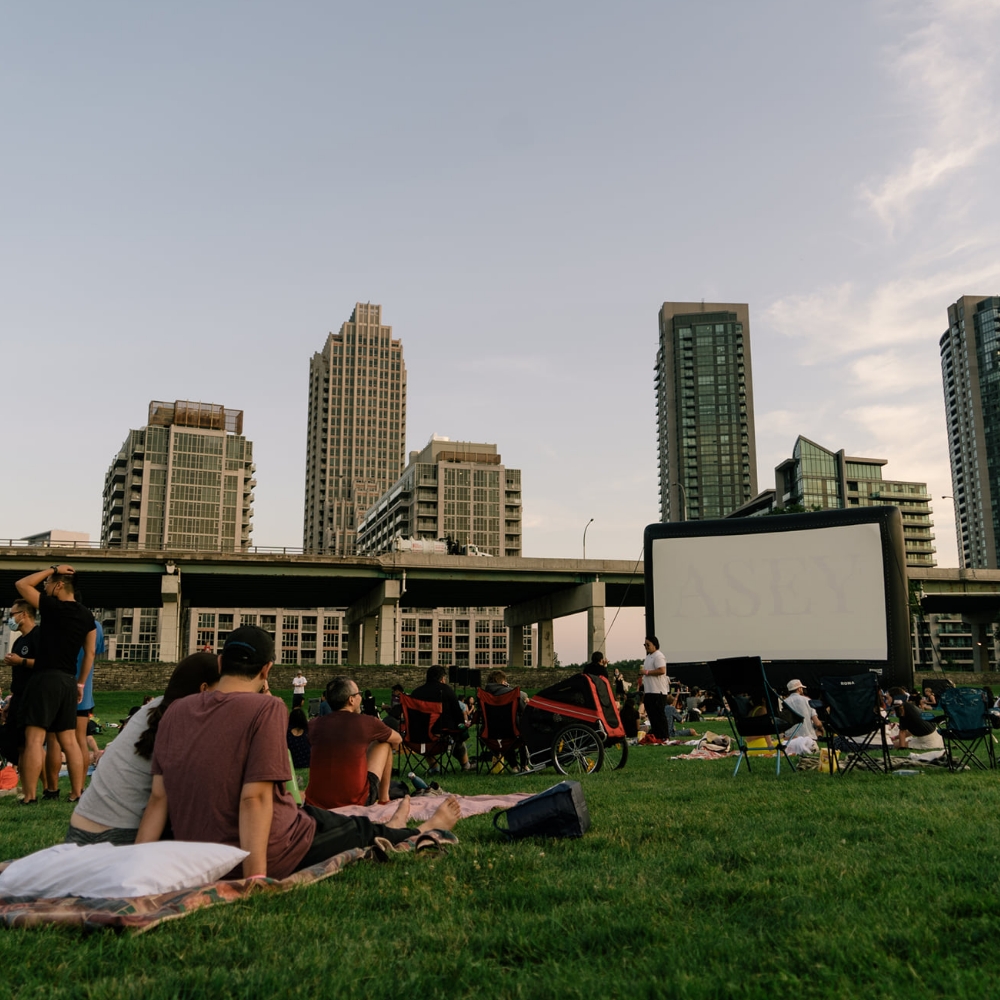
[1,691,999,999]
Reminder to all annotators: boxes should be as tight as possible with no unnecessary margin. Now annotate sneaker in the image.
[427,767,442,777]
[17,798,38,806]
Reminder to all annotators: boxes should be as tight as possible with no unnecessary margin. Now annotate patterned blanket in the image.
[0,830,456,935]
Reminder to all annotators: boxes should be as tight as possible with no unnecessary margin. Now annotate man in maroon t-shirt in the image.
[305,676,402,809]
[136,626,461,879]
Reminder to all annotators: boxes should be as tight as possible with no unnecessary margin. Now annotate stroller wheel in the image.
[551,724,604,775]
[601,737,629,771]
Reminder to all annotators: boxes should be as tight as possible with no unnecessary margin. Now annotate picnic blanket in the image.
[331,791,532,824]
[0,830,456,935]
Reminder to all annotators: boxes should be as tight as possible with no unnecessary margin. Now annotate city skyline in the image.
[3,3,999,663]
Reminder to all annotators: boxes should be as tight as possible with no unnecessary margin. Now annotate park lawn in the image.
[1,697,998,999]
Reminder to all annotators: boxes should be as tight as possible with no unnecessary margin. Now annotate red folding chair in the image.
[475,687,524,774]
[399,694,458,777]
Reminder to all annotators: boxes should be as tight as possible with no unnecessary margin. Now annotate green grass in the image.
[2,693,999,999]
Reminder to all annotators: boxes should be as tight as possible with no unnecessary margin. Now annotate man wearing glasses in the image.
[14,565,96,803]
[2,601,39,766]
[304,676,402,809]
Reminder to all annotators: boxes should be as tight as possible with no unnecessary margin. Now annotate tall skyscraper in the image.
[655,302,757,521]
[101,400,255,552]
[940,294,1000,567]
[303,303,407,555]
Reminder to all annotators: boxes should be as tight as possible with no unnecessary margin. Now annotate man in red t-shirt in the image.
[305,676,402,809]
[137,627,460,879]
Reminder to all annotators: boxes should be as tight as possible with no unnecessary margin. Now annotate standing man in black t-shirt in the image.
[15,565,96,803]
[2,600,39,764]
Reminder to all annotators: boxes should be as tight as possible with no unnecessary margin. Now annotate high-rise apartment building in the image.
[940,295,1000,567]
[101,400,255,552]
[304,303,407,555]
[656,302,757,520]
[773,436,935,568]
[356,436,522,557]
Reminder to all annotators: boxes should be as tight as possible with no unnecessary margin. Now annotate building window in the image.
[475,651,490,665]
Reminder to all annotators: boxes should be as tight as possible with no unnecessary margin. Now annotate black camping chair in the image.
[817,673,891,775]
[709,656,799,776]
[937,687,996,772]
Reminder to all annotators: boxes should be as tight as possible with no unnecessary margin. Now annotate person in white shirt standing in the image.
[640,636,670,741]
[292,671,308,709]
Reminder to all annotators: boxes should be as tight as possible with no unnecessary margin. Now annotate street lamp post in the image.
[677,482,688,522]
[583,518,594,559]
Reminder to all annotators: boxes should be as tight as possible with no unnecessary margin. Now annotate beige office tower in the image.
[101,400,255,552]
[356,436,522,557]
[304,303,407,555]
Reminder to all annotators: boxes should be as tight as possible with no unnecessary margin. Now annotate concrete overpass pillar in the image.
[160,569,181,663]
[968,618,993,674]
[375,604,395,665]
[346,580,402,666]
[587,603,606,660]
[348,622,363,665]
[362,616,377,664]
[508,625,524,668]
[537,619,554,668]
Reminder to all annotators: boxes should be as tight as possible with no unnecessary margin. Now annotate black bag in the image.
[493,781,590,839]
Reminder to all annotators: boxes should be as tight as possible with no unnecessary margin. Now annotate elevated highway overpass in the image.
[0,544,645,666]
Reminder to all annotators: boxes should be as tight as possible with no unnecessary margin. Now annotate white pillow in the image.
[0,841,249,899]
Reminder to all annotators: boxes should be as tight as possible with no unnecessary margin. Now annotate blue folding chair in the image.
[710,656,799,776]
[938,688,996,772]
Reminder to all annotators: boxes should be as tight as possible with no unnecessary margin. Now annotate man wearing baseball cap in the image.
[783,679,821,741]
[137,626,460,878]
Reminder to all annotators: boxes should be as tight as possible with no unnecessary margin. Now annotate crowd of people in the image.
[1,565,461,880]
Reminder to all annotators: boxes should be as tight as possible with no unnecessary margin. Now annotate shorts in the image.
[76,709,91,718]
[366,771,380,806]
[21,671,78,734]
[293,806,412,872]
[65,825,138,846]
[906,730,944,751]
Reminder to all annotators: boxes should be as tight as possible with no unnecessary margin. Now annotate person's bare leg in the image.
[417,794,461,834]
[386,795,410,828]
[75,717,90,776]
[20,727,46,802]
[56,729,85,799]
[43,738,61,792]
[367,742,394,804]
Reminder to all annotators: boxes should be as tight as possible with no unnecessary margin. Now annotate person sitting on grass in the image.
[890,687,944,754]
[303,676,401,809]
[66,652,221,845]
[286,708,311,769]
[663,693,697,739]
[138,627,461,879]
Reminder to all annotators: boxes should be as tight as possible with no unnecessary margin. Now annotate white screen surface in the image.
[651,521,887,662]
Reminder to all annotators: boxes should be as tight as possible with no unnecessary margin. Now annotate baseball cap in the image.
[786,679,803,692]
[221,625,274,669]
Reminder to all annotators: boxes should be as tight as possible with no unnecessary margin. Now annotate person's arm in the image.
[643,654,667,677]
[14,565,67,608]
[238,781,274,878]
[384,728,402,748]
[135,775,169,843]
[77,628,97,703]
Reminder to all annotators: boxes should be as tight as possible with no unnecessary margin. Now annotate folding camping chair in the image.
[474,687,524,774]
[937,687,996,772]
[817,673,891,775]
[709,656,799,776]
[398,694,459,777]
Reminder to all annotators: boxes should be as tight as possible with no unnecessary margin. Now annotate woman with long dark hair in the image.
[66,652,220,845]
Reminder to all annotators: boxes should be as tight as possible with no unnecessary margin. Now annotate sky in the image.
[2,1,999,664]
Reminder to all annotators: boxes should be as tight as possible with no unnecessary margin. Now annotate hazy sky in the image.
[3,2,999,663]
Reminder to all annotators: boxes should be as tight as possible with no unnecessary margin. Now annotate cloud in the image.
[765,258,1000,365]
[863,0,1000,230]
